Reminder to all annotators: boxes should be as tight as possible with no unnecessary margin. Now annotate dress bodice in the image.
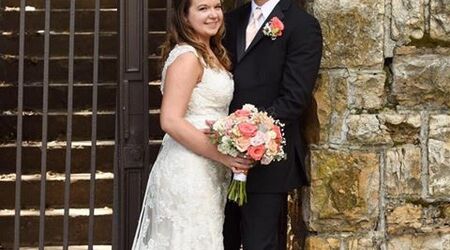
[161,44,234,129]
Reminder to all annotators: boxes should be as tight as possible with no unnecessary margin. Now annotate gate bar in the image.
[112,113,119,249]
[63,0,76,249]
[88,0,101,248]
[38,0,51,248]
[13,0,26,249]
[166,0,173,28]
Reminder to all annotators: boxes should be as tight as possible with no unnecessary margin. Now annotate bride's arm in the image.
[160,52,250,171]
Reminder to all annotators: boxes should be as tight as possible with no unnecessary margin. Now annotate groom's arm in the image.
[267,15,322,124]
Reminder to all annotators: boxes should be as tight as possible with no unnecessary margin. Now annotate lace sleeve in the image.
[160,44,202,94]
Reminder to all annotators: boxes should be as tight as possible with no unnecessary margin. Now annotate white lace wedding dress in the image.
[132,44,233,250]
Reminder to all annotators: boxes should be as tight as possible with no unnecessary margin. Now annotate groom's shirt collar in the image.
[250,0,280,28]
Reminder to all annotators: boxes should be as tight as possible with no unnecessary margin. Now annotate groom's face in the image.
[187,0,224,42]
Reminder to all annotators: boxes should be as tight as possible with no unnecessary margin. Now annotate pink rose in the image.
[225,119,234,130]
[271,17,284,31]
[247,145,265,161]
[205,120,215,128]
[234,109,251,117]
[238,123,258,137]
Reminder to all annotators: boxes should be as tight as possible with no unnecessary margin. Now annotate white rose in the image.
[250,131,266,146]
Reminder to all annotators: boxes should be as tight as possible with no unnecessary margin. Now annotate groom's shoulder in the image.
[287,4,317,23]
[286,4,320,30]
[225,2,250,21]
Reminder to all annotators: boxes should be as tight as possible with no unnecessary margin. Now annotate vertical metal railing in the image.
[6,0,118,247]
[87,0,101,248]
[112,110,120,249]
[166,0,173,28]
[13,0,26,249]
[63,0,76,248]
[38,0,52,248]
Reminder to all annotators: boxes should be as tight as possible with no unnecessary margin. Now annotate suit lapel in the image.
[237,0,290,64]
[236,4,251,63]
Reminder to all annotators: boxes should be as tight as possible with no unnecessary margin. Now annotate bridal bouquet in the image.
[208,104,286,206]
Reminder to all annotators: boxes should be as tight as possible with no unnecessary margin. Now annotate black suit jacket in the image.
[224,0,322,193]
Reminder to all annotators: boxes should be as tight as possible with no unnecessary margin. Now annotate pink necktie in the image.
[246,7,263,49]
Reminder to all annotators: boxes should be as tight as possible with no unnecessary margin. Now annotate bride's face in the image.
[187,0,223,43]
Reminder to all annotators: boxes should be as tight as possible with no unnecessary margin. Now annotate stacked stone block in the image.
[287,0,450,249]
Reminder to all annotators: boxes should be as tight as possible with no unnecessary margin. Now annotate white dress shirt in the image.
[249,0,281,30]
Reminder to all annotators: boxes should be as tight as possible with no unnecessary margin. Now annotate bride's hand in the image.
[219,155,252,174]
[200,128,213,135]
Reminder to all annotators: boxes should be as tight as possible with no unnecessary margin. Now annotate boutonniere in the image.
[263,17,284,40]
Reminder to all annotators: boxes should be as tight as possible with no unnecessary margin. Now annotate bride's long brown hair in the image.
[160,0,231,70]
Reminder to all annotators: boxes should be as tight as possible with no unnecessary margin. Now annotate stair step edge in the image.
[0,207,113,217]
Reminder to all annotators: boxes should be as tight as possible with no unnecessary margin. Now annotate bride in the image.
[132,0,251,249]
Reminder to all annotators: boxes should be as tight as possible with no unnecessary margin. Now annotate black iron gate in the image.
[1,0,118,248]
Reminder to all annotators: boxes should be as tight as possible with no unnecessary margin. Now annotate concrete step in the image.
[0,56,118,84]
[0,110,163,142]
[0,112,117,141]
[1,0,165,9]
[0,208,112,247]
[0,56,161,83]
[0,9,167,33]
[0,81,162,112]
[0,31,165,57]
[19,246,111,250]
[0,83,117,113]
[0,172,113,209]
[0,32,118,57]
[1,0,118,9]
[148,81,163,109]
[0,141,115,174]
[0,141,162,175]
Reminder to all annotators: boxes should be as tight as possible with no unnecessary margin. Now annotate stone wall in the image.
[288,0,450,249]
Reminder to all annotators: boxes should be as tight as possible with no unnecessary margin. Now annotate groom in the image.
[223,0,322,249]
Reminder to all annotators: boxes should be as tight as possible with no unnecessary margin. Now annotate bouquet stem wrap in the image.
[227,173,248,206]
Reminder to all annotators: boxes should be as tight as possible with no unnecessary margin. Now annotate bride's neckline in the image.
[175,44,230,74]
